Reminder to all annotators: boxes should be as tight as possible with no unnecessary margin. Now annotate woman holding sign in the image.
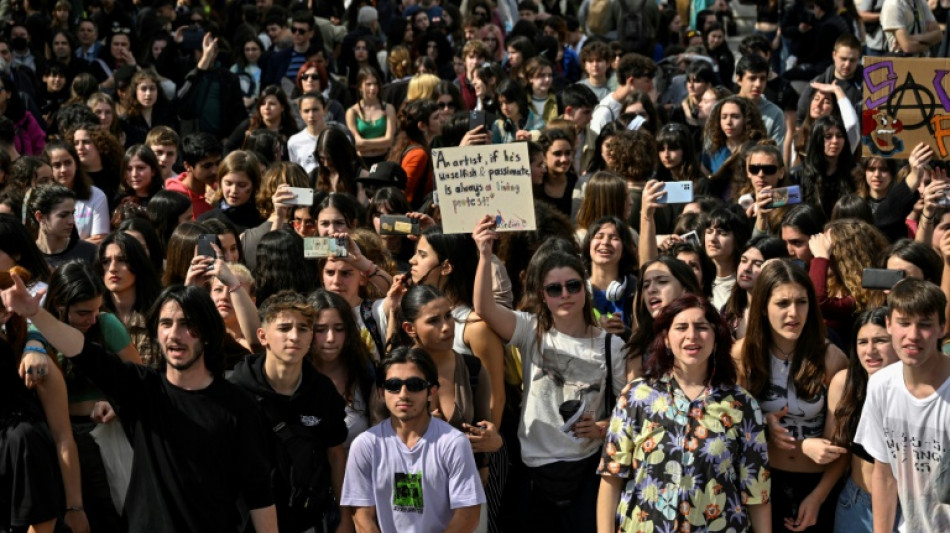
[472,215,627,531]
[387,99,439,209]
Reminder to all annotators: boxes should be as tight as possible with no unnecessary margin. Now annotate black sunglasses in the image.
[300,73,320,81]
[543,279,584,298]
[383,377,430,393]
[748,164,778,176]
[437,102,456,109]
[291,26,310,34]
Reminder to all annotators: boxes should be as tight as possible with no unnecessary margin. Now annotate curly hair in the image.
[612,129,658,185]
[824,219,888,312]
[248,85,296,134]
[703,96,767,153]
[66,124,124,191]
[387,45,413,79]
[123,69,165,120]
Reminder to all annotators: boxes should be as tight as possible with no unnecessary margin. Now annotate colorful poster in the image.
[431,143,536,234]
[862,56,950,159]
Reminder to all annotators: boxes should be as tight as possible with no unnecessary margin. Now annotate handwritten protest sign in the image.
[862,56,950,159]
[432,143,536,234]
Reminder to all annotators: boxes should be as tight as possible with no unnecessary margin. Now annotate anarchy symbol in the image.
[886,73,937,133]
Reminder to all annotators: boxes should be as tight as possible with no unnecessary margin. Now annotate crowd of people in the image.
[0,0,949,531]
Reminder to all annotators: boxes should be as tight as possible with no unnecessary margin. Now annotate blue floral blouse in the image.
[598,373,771,532]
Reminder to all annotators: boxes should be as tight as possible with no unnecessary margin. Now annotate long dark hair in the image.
[581,216,638,278]
[655,123,703,182]
[120,144,163,200]
[162,221,207,286]
[147,190,192,251]
[390,284,447,349]
[254,229,316,303]
[531,252,597,344]
[832,307,888,446]
[42,140,92,200]
[740,259,828,401]
[248,85,297,136]
[722,236,788,333]
[388,99,438,162]
[627,256,702,360]
[147,285,226,376]
[644,294,736,387]
[117,217,165,275]
[96,231,161,316]
[43,260,107,346]
[416,227,478,307]
[801,115,855,214]
[0,213,51,284]
[308,289,375,406]
[314,128,362,194]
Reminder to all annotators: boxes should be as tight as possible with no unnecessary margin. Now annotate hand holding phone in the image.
[861,268,905,290]
[286,187,315,206]
[197,234,219,258]
[657,181,694,204]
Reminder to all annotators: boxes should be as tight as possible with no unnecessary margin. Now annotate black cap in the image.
[359,161,408,189]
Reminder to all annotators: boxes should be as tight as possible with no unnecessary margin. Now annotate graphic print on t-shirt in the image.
[884,420,950,532]
[393,472,424,514]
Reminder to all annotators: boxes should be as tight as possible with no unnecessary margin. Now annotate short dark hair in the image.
[739,34,772,57]
[379,346,439,387]
[147,285,226,376]
[562,83,598,109]
[181,132,222,167]
[834,33,862,52]
[259,290,316,325]
[0,116,14,145]
[735,53,770,79]
[702,207,751,266]
[291,12,314,30]
[887,279,947,325]
[616,53,656,84]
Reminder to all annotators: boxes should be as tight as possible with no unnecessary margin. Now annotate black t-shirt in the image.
[70,342,273,533]
[229,354,347,533]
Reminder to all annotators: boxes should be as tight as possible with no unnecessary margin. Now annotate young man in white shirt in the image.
[342,347,484,532]
[589,53,656,135]
[854,279,950,533]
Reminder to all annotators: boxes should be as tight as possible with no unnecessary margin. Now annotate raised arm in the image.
[2,274,84,357]
[638,179,664,266]
[472,216,517,342]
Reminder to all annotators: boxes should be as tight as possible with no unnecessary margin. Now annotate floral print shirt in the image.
[598,373,771,532]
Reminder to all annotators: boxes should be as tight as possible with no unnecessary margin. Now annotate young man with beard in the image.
[855,279,950,533]
[229,291,349,533]
[342,347,484,532]
[0,277,278,533]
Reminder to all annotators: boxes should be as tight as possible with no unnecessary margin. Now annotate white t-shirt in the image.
[74,186,109,239]
[589,92,624,136]
[854,361,950,533]
[341,417,485,532]
[880,0,937,56]
[287,129,318,173]
[509,311,627,467]
[712,274,736,311]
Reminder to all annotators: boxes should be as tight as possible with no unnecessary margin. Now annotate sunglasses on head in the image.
[748,164,778,176]
[383,377,430,393]
[543,279,584,298]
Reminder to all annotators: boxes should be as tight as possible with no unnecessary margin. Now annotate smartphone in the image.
[469,110,486,131]
[303,237,348,258]
[379,215,421,236]
[286,187,315,206]
[681,230,701,248]
[197,234,219,258]
[769,185,803,209]
[861,268,905,290]
[181,27,206,52]
[657,181,694,204]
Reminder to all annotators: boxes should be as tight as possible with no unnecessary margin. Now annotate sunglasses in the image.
[383,377,430,393]
[543,279,584,298]
[437,102,455,109]
[748,164,778,176]
[291,26,310,34]
[300,73,320,81]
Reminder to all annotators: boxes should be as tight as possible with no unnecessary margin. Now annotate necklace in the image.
[771,345,793,368]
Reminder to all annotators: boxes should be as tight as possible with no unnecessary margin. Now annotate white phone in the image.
[287,187,315,206]
[658,181,694,204]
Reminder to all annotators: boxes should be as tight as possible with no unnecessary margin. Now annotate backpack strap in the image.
[359,299,385,356]
[604,333,615,416]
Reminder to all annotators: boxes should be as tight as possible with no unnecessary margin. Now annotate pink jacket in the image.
[14,111,46,156]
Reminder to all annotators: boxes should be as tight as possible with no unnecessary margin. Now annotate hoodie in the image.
[229,354,348,532]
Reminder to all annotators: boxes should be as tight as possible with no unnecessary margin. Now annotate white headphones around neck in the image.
[588,277,629,302]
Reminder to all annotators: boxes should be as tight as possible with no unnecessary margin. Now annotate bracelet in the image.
[65,506,84,513]
[23,345,47,355]
[922,212,934,221]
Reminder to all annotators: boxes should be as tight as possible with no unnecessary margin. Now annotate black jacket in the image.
[176,65,249,140]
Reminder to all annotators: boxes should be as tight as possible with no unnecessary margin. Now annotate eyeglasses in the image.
[291,26,310,34]
[293,217,316,228]
[748,164,778,176]
[543,279,584,298]
[383,377,430,393]
[300,73,320,81]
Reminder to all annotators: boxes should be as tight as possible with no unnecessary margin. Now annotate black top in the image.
[70,341,274,533]
[229,354,348,532]
[198,201,266,233]
[535,170,578,219]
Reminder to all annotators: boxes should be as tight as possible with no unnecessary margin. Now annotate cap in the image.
[359,161,407,189]
[358,6,378,26]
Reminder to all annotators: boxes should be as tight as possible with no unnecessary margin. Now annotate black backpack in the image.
[256,397,332,515]
[617,0,655,56]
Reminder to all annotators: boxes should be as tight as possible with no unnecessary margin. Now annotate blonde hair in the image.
[387,45,413,79]
[406,73,441,102]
